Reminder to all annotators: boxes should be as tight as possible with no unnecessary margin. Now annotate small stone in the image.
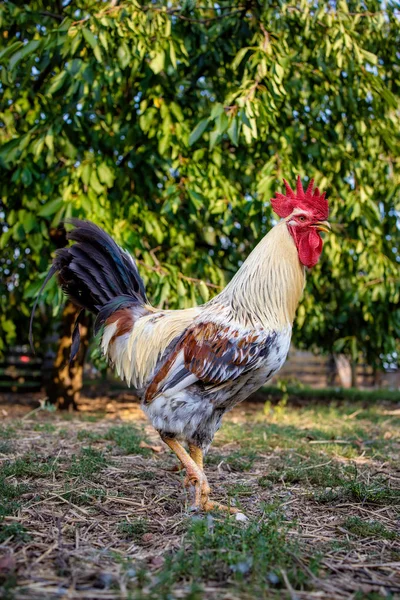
[231,559,252,574]
[126,568,136,578]
[267,572,280,585]
[235,512,248,522]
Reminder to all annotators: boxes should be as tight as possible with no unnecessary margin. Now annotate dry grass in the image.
[0,393,399,599]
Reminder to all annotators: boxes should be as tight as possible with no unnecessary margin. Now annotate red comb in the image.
[271,176,329,220]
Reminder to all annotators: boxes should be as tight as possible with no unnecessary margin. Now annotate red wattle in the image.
[298,229,323,268]
[288,225,323,268]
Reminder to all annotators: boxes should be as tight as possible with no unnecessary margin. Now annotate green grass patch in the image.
[0,522,30,543]
[139,505,316,598]
[118,518,148,540]
[207,450,258,472]
[62,485,107,505]
[32,423,57,433]
[343,516,398,540]
[80,413,106,422]
[0,441,13,454]
[103,424,150,456]
[0,426,16,439]
[0,478,29,519]
[66,447,108,479]
[77,430,103,442]
[262,453,356,487]
[262,385,400,404]
[215,400,399,466]
[227,483,254,497]
[0,455,56,479]
[315,479,400,506]
[77,424,150,455]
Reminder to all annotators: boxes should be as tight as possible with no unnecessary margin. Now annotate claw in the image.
[185,475,238,514]
[162,438,242,516]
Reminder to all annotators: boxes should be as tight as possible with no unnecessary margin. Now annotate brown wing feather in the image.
[145,321,275,403]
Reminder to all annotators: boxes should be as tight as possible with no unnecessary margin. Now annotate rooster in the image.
[31,177,329,513]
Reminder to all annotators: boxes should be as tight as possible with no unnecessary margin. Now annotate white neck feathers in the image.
[215,221,305,330]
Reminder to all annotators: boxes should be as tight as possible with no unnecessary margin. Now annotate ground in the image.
[0,392,399,600]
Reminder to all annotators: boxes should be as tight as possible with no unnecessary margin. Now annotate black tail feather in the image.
[29,219,147,354]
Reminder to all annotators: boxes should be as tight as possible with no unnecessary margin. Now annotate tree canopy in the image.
[0,0,399,371]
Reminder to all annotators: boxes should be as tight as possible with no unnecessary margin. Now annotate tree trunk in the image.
[333,354,352,388]
[46,302,90,410]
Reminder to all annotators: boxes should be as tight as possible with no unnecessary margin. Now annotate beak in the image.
[315,220,331,234]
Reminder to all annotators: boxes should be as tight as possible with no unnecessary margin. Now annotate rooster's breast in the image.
[209,327,292,410]
[141,327,291,450]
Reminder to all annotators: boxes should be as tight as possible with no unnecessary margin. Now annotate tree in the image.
[0,0,399,403]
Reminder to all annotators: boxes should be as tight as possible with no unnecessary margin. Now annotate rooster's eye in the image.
[298,216,306,222]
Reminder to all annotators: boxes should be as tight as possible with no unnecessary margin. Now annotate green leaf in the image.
[177,279,186,296]
[232,47,249,70]
[47,71,68,95]
[45,130,54,153]
[361,49,378,65]
[158,280,170,306]
[275,63,284,80]
[0,229,13,250]
[169,42,177,68]
[21,168,32,186]
[0,41,22,61]
[37,198,63,217]
[198,281,209,303]
[0,138,21,167]
[189,118,209,146]
[210,103,224,120]
[82,28,102,61]
[81,163,91,186]
[209,129,220,150]
[98,164,115,187]
[90,170,104,195]
[227,118,239,146]
[149,50,165,74]
[93,45,103,63]
[82,28,97,50]
[117,42,131,69]
[21,212,36,233]
[9,40,40,70]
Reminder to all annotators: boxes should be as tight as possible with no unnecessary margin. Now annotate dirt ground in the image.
[0,392,399,599]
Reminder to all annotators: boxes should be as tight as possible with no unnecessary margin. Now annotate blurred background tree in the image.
[0,0,399,405]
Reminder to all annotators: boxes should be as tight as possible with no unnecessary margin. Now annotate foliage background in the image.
[0,0,399,371]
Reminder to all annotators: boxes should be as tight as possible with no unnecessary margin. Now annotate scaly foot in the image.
[162,438,239,515]
[185,472,238,514]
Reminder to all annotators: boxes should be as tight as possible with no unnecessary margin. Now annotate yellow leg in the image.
[189,443,204,470]
[163,438,238,514]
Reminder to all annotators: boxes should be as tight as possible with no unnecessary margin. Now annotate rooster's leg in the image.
[188,443,239,513]
[163,438,238,513]
[163,438,208,508]
[188,443,203,469]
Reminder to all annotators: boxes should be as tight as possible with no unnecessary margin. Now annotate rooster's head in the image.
[271,177,330,268]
